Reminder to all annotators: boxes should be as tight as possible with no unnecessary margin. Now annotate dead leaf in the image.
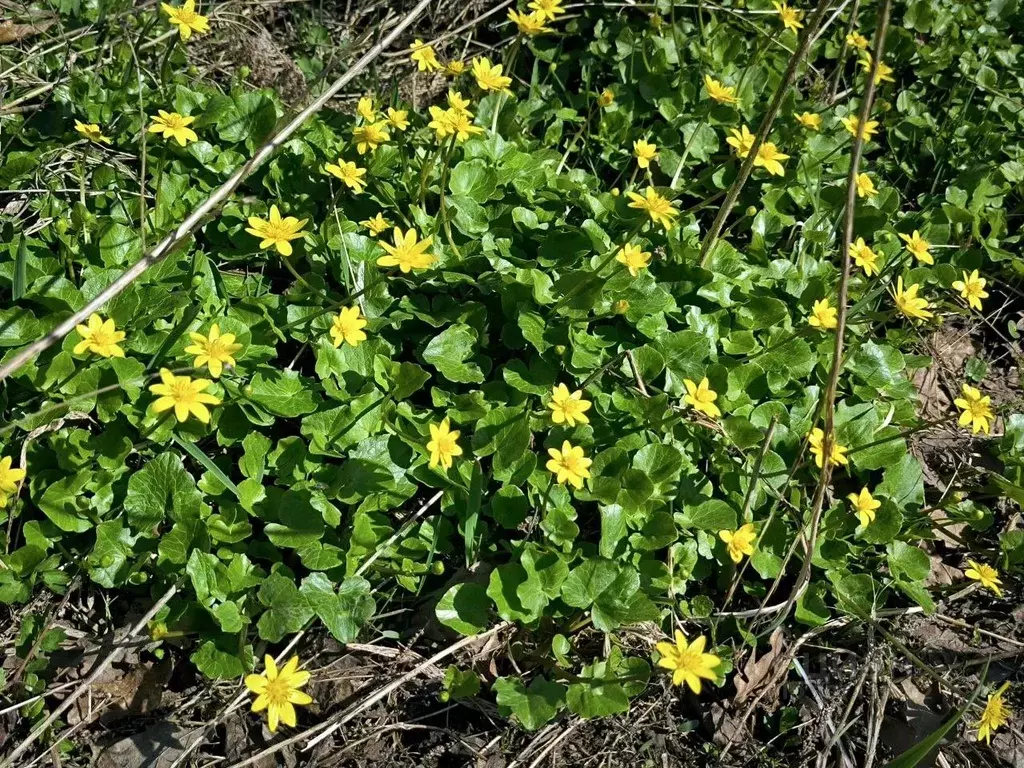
[0,18,57,44]
[731,628,788,708]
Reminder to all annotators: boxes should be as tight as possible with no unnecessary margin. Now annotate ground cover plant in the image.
[1,0,1023,765]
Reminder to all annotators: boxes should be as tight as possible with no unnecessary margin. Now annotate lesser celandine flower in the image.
[726,125,755,158]
[356,96,375,122]
[376,227,436,273]
[616,243,652,277]
[148,110,198,146]
[847,487,880,528]
[387,107,410,131]
[330,307,367,348]
[324,159,367,193]
[808,298,838,330]
[965,560,1003,596]
[850,238,880,276]
[74,313,126,358]
[548,384,592,427]
[444,60,466,77]
[444,110,485,143]
[855,172,877,198]
[975,683,1011,743]
[448,91,472,115]
[161,0,209,39]
[409,39,441,71]
[899,230,933,264]
[427,418,463,469]
[245,655,312,733]
[955,384,994,434]
[859,54,895,85]
[891,277,933,321]
[546,441,592,489]
[683,377,721,419]
[184,324,242,378]
[149,368,221,424]
[626,187,678,230]
[352,122,389,154]
[508,9,552,35]
[773,1,804,31]
[0,456,27,510]
[597,89,615,107]
[952,270,988,311]
[361,213,389,236]
[795,112,822,130]
[472,57,512,91]
[719,523,756,563]
[754,142,789,176]
[704,75,738,105]
[841,115,879,141]
[807,427,849,468]
[528,0,566,21]
[74,120,112,144]
[655,631,721,694]
[847,31,869,50]
[245,205,308,257]
[633,139,658,169]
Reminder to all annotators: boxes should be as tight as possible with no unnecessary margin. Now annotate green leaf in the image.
[878,454,925,509]
[436,582,491,635]
[421,324,485,384]
[257,574,314,642]
[632,443,683,500]
[850,342,906,389]
[216,91,277,146]
[124,453,205,531]
[191,637,250,680]
[247,369,322,417]
[172,435,240,500]
[493,676,567,731]
[886,541,931,582]
[834,573,884,617]
[441,666,481,702]
[472,406,531,474]
[34,472,92,533]
[89,521,137,588]
[681,499,737,531]
[449,159,498,203]
[299,573,375,643]
[487,564,542,623]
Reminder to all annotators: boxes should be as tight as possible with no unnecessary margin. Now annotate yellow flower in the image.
[324,159,367,193]
[898,230,933,265]
[74,120,112,144]
[428,106,454,140]
[954,384,994,435]
[508,9,553,35]
[409,39,441,71]
[807,427,849,469]
[719,523,756,564]
[444,60,466,77]
[616,243,652,277]
[859,54,895,85]
[808,298,838,330]
[840,115,880,141]
[245,655,312,733]
[855,172,877,198]
[655,631,721,694]
[376,227,436,273]
[795,112,822,130]
[850,238,880,277]
[386,107,410,131]
[352,122,389,154]
[0,456,27,510]
[847,31,870,50]
[952,269,988,311]
[149,368,221,424]
[754,142,789,177]
[597,89,615,107]
[427,417,463,469]
[726,125,756,158]
[626,187,678,230]
[356,96,375,123]
[633,139,659,169]
[161,0,209,39]
[148,110,198,146]
[330,306,367,348]
[773,1,804,31]
[448,90,472,115]
[361,213,390,236]
[73,313,126,358]
[472,57,512,92]
[847,487,880,528]
[446,110,485,142]
[683,377,721,419]
[704,75,739,105]
[528,0,566,21]
[184,323,242,378]
[891,277,933,321]
[546,440,592,489]
[245,204,308,257]
[548,384,592,427]
[975,683,1011,744]
[965,560,1003,597]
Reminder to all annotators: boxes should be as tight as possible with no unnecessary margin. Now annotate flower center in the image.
[90,329,117,347]
[264,677,290,706]
[436,435,457,455]
[560,455,584,474]
[170,380,195,402]
[969,401,988,418]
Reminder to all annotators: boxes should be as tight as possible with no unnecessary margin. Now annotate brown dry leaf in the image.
[731,628,788,707]
[0,18,56,44]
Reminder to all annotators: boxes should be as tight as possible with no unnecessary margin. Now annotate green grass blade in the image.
[464,461,484,568]
[13,234,28,301]
[171,434,241,500]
